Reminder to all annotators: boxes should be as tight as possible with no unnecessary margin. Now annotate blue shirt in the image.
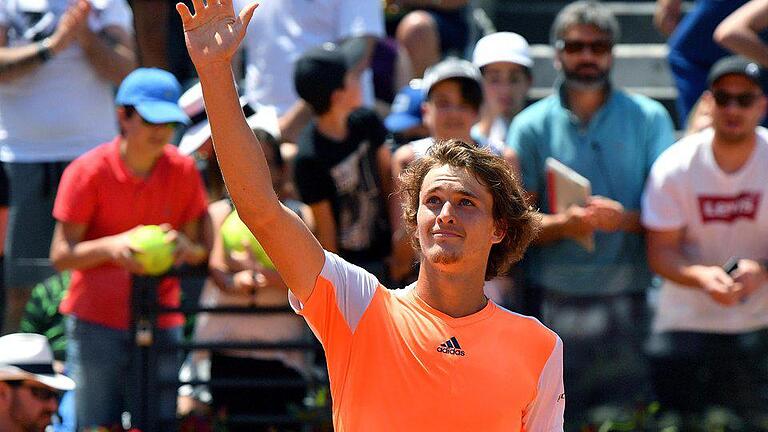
[507,83,675,295]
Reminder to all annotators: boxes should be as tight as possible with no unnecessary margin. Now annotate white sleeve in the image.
[641,152,686,231]
[91,0,133,33]
[337,0,384,39]
[522,336,565,432]
[289,250,380,333]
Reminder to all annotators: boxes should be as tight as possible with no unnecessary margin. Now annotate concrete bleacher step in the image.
[478,1,693,44]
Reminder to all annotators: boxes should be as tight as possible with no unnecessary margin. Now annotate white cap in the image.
[472,32,533,69]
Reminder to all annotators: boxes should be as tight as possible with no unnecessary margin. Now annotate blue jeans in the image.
[66,317,182,429]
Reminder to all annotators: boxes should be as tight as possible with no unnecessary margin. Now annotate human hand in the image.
[164,227,205,266]
[49,0,91,54]
[176,0,259,72]
[693,265,742,306]
[109,226,147,274]
[587,196,625,232]
[562,204,595,239]
[230,269,259,295]
[731,259,767,303]
[653,0,681,37]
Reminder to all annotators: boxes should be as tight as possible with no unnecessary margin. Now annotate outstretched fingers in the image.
[238,2,259,29]
[190,0,206,15]
[176,2,193,26]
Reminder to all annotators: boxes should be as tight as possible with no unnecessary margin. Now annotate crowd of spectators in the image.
[2,0,768,430]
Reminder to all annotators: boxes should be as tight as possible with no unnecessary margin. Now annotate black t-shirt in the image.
[294,108,391,265]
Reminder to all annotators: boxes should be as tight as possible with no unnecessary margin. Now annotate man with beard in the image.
[507,0,675,424]
[0,333,75,432]
[642,56,768,425]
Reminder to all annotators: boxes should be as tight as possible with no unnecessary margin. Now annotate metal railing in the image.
[129,272,329,432]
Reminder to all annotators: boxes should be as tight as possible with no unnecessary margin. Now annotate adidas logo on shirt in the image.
[436,337,466,356]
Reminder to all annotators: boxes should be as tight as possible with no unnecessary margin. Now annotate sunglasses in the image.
[556,39,613,55]
[6,380,63,401]
[139,116,176,128]
[712,90,762,108]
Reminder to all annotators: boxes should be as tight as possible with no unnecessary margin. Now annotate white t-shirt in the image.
[0,0,132,162]
[642,127,768,333]
[235,0,383,114]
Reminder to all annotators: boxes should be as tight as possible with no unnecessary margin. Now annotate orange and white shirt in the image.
[290,251,565,431]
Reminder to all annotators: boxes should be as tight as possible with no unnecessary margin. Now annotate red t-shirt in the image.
[54,138,208,330]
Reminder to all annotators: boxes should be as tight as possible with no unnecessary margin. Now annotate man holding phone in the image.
[642,55,768,424]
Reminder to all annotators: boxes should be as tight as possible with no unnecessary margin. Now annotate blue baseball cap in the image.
[384,79,424,133]
[116,68,190,125]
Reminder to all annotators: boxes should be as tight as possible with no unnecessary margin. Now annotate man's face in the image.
[707,74,766,143]
[423,80,479,141]
[481,62,531,119]
[555,24,613,90]
[416,164,503,271]
[120,108,176,155]
[2,381,60,432]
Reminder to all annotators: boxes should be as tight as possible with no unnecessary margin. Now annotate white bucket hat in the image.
[0,333,75,391]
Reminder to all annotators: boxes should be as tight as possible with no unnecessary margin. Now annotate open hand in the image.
[50,0,91,54]
[176,0,259,71]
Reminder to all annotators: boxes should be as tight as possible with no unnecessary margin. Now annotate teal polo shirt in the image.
[507,83,675,296]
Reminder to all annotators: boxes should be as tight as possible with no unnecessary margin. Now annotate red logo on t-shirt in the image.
[698,192,761,223]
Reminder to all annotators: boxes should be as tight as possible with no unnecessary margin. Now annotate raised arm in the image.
[714,0,768,67]
[0,0,89,83]
[177,0,324,302]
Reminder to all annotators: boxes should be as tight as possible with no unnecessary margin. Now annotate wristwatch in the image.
[36,38,54,63]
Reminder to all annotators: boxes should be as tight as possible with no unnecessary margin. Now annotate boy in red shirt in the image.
[49,68,209,429]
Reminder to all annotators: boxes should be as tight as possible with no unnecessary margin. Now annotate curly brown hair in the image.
[398,139,540,281]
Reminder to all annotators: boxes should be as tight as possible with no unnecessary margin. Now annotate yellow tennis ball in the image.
[129,225,176,276]
[220,211,275,269]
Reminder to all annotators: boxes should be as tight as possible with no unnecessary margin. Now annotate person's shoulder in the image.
[67,140,116,174]
[653,129,709,174]
[493,305,560,356]
[616,89,671,118]
[162,144,197,168]
[515,95,560,124]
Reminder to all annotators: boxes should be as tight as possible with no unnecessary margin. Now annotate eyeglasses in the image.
[712,90,762,108]
[556,39,613,55]
[6,380,63,401]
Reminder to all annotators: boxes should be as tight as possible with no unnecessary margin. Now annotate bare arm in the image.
[0,0,89,83]
[78,25,137,86]
[177,0,324,303]
[310,200,339,252]
[278,100,313,145]
[654,0,682,37]
[50,222,143,273]
[714,0,768,67]
[526,192,594,245]
[646,228,745,306]
[376,143,399,241]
